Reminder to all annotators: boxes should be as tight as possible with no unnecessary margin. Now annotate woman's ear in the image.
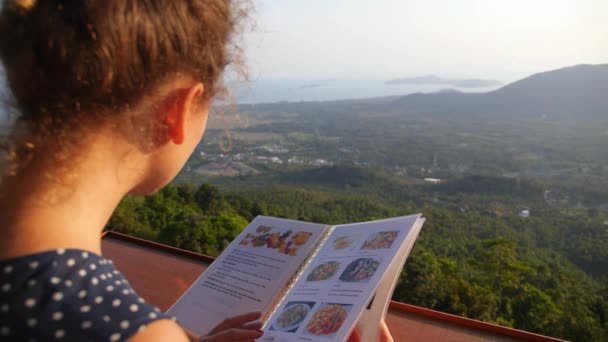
[164,83,205,145]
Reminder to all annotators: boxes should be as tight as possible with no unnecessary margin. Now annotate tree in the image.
[195,184,224,214]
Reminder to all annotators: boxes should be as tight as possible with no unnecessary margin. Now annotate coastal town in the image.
[191,144,334,177]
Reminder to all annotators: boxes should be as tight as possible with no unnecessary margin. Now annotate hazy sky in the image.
[245,0,607,82]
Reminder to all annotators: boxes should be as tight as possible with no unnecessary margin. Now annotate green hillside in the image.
[107,174,608,341]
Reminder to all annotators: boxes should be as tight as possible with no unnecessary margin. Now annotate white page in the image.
[357,218,424,341]
[261,214,422,342]
[168,216,327,335]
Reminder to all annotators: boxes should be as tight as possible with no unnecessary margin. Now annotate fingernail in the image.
[244,320,263,329]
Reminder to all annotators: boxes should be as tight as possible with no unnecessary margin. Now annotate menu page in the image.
[357,217,424,341]
[168,216,327,335]
[261,215,421,342]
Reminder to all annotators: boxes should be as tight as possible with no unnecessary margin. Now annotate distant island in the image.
[300,84,321,89]
[386,75,502,88]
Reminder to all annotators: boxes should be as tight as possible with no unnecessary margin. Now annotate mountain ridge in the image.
[389,64,608,119]
[386,75,502,88]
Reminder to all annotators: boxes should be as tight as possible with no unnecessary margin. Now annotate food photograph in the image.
[304,303,352,337]
[270,301,315,333]
[339,257,381,282]
[331,236,354,250]
[360,231,399,250]
[306,261,342,282]
[239,226,313,256]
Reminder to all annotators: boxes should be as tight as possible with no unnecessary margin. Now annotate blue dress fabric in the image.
[0,249,174,341]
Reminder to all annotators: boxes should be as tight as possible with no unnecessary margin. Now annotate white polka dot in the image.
[57,249,66,255]
[78,269,87,277]
[106,285,114,292]
[89,264,97,271]
[138,325,146,332]
[138,297,145,304]
[102,315,111,323]
[129,304,139,312]
[81,321,92,329]
[82,252,89,259]
[25,298,36,308]
[1,326,9,336]
[120,320,130,329]
[50,277,61,285]
[154,307,160,313]
[80,305,90,313]
[108,260,113,264]
[113,270,119,275]
[108,273,114,278]
[27,279,36,287]
[148,312,158,319]
[112,299,121,307]
[52,291,63,301]
[65,280,73,287]
[54,329,65,339]
[3,265,13,274]
[114,280,122,286]
[91,277,99,285]
[66,258,76,267]
[27,318,37,327]
[94,296,103,304]
[0,304,8,313]
[122,289,129,295]
[78,290,87,299]
[1,283,10,292]
[52,312,63,321]
[29,261,39,269]
[100,274,107,280]
[110,333,121,342]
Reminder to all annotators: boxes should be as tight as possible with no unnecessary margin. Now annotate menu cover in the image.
[167,215,425,341]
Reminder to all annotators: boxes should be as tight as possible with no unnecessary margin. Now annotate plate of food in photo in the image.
[339,258,380,282]
[360,231,399,250]
[331,236,354,250]
[305,304,350,336]
[306,261,341,282]
[271,302,312,332]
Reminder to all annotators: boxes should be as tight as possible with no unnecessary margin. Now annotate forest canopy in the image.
[107,178,608,341]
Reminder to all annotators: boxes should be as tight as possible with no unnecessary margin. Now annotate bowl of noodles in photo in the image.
[305,303,352,337]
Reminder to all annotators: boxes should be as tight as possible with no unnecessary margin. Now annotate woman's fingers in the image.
[208,311,262,335]
[200,328,264,342]
[241,320,263,330]
[379,320,394,342]
[346,320,392,342]
[346,325,361,342]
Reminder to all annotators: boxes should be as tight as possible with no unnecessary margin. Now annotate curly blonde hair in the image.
[0,0,250,175]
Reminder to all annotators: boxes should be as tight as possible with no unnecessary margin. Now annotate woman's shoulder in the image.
[0,249,176,341]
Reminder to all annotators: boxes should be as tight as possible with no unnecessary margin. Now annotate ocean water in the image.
[231,78,500,104]
[0,77,501,111]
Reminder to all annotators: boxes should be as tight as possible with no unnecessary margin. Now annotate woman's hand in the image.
[378,320,394,342]
[347,319,394,342]
[198,312,264,342]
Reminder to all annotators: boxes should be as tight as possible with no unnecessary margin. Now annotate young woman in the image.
[0,1,394,341]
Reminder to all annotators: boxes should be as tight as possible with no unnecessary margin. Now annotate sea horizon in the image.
[230,78,501,104]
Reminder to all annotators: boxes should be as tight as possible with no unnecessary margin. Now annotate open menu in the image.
[167,214,425,341]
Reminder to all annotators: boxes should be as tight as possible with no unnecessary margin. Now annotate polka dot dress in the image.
[0,249,174,341]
